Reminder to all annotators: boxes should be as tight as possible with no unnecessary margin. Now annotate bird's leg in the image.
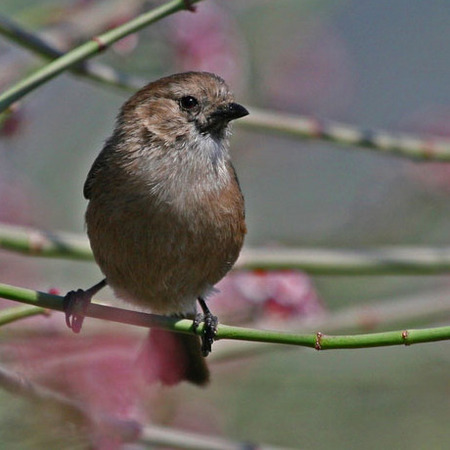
[63,278,107,333]
[193,297,218,357]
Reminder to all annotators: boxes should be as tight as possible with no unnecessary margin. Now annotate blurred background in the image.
[1,1,450,448]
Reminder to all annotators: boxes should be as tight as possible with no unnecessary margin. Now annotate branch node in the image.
[315,331,323,350]
[29,231,46,254]
[310,117,324,138]
[423,139,436,159]
[92,36,108,52]
[359,129,376,148]
[401,330,410,346]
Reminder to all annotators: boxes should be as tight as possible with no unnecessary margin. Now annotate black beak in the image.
[199,102,249,135]
[211,102,249,123]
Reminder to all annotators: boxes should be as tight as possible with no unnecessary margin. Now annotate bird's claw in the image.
[193,312,218,357]
[63,289,92,333]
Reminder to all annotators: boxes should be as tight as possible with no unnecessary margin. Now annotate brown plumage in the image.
[73,72,248,385]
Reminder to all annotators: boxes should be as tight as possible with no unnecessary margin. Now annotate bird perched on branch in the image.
[64,72,248,386]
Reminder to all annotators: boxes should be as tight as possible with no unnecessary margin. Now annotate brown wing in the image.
[83,141,112,200]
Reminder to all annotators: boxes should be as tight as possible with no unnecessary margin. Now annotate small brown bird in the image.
[64,72,248,386]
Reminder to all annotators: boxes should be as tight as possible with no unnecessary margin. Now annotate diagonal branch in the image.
[4,16,450,163]
[0,14,144,92]
[0,304,48,326]
[0,363,290,449]
[0,0,202,112]
[3,14,450,161]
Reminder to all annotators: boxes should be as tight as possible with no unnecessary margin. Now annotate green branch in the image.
[4,223,450,274]
[0,305,48,326]
[0,14,143,92]
[0,281,449,350]
[237,246,450,275]
[0,0,202,112]
[0,224,93,260]
[239,107,450,161]
[4,16,450,163]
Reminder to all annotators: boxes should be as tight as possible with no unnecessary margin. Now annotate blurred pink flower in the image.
[211,269,324,322]
[6,332,146,438]
[107,15,139,55]
[0,170,36,225]
[0,163,46,287]
[263,25,354,116]
[168,2,248,93]
[3,324,226,445]
[401,106,450,191]
[0,109,26,138]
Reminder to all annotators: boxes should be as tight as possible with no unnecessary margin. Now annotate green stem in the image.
[236,246,450,275]
[5,223,450,274]
[0,14,66,60]
[0,14,143,91]
[0,305,48,326]
[3,13,450,162]
[0,0,202,112]
[239,107,450,161]
[0,281,449,350]
[217,324,450,349]
[0,224,93,260]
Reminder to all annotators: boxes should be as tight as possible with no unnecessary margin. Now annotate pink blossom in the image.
[211,270,324,322]
[401,106,450,191]
[168,2,248,92]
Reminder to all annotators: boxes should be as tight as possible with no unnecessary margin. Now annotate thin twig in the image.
[0,363,289,449]
[0,281,449,350]
[3,16,450,161]
[0,304,48,326]
[0,0,202,112]
[239,107,450,161]
[0,223,93,260]
[0,14,144,91]
[212,288,450,362]
[4,223,450,274]
[0,364,140,444]
[236,246,450,275]
[140,424,293,450]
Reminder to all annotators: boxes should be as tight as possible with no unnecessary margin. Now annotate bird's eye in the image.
[179,96,199,110]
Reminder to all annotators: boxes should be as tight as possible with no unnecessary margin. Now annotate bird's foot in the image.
[63,279,106,333]
[194,297,218,356]
[63,289,92,333]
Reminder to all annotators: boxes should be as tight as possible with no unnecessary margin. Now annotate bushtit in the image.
[64,72,248,386]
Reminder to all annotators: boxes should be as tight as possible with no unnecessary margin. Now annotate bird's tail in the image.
[139,328,209,386]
